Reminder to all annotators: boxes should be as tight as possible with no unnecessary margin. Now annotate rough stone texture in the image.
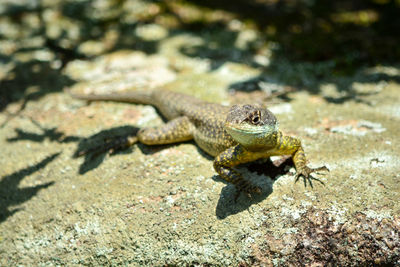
[1,0,400,266]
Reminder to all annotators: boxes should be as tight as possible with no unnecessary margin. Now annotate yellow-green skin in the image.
[73,90,326,194]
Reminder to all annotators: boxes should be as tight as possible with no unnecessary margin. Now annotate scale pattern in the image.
[73,89,327,194]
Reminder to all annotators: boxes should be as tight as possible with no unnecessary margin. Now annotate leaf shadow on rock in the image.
[0,152,59,223]
[178,25,400,106]
[182,0,400,66]
[0,2,79,117]
[6,117,81,144]
[172,0,400,105]
[2,0,400,115]
[0,57,76,126]
[228,60,400,105]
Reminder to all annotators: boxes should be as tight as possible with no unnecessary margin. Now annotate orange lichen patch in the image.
[124,203,148,215]
[138,195,163,204]
[280,130,300,137]
[320,118,361,131]
[122,108,141,123]
[229,91,269,105]
[317,118,385,136]
[169,191,184,201]
[69,104,125,128]
[308,95,326,104]
[256,209,400,266]
[229,86,294,106]
[157,147,187,156]
[134,207,147,214]
[246,243,272,266]
[170,205,182,212]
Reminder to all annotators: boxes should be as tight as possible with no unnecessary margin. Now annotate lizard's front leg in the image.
[277,133,329,186]
[213,145,262,195]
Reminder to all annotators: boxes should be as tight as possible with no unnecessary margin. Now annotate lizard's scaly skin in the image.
[72,90,327,194]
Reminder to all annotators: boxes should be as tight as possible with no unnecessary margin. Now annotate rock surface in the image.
[1,0,399,266]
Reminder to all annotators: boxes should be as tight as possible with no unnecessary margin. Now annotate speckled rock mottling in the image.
[1,0,400,266]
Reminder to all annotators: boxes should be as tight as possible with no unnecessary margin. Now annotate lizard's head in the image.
[224,104,278,148]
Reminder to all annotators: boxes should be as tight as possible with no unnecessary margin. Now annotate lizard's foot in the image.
[234,182,262,202]
[75,135,138,158]
[295,165,329,188]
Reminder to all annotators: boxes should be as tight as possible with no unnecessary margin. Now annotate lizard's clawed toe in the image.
[295,165,328,187]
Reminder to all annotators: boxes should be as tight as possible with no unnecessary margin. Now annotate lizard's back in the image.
[152,90,237,156]
[72,89,237,156]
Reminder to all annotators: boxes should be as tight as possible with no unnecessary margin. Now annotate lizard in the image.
[71,89,328,196]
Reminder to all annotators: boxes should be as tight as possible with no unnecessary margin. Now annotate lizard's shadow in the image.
[75,125,195,174]
[75,126,292,219]
[214,158,292,219]
[75,126,139,174]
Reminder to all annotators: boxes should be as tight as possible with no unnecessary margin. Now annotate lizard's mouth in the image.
[224,121,278,147]
[224,121,269,135]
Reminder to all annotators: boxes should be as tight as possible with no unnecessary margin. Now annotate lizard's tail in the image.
[69,90,154,105]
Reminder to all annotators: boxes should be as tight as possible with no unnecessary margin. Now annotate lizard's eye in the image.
[249,111,261,125]
[252,115,260,124]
